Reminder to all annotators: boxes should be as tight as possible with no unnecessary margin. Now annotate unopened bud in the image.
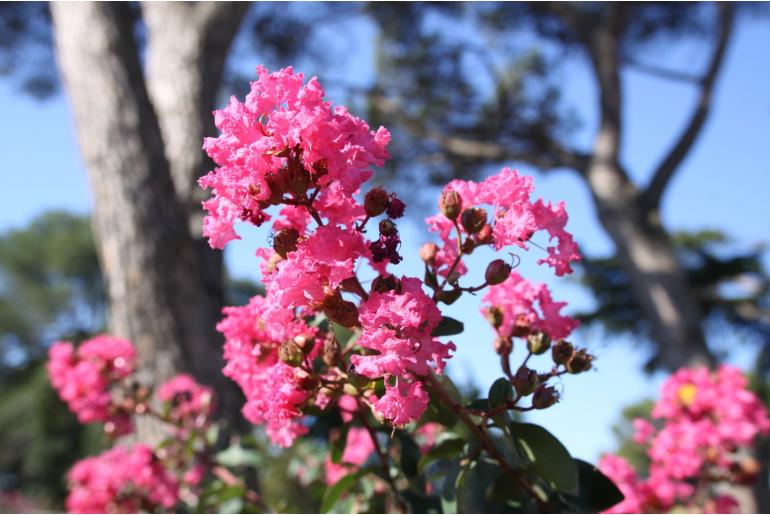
[371,274,398,294]
[322,336,341,367]
[511,314,531,338]
[439,189,462,220]
[297,374,319,391]
[279,341,304,367]
[485,259,512,286]
[532,385,559,409]
[288,164,311,196]
[321,294,360,328]
[364,187,390,217]
[552,340,575,366]
[527,333,552,355]
[420,243,438,262]
[273,228,300,258]
[460,208,487,234]
[494,337,512,356]
[566,349,593,374]
[378,219,397,236]
[512,367,539,396]
[293,334,315,354]
[475,224,494,244]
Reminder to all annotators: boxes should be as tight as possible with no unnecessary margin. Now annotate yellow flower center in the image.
[677,384,698,407]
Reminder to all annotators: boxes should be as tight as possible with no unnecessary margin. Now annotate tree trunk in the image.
[50,3,240,435]
[588,174,715,370]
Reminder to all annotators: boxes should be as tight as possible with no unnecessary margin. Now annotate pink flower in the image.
[426,168,580,278]
[157,374,214,424]
[482,271,578,340]
[66,445,179,513]
[218,295,319,447]
[373,379,430,426]
[324,427,376,484]
[200,66,390,248]
[352,277,455,379]
[47,336,136,435]
[265,225,369,312]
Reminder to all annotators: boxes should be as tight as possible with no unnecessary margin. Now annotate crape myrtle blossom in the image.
[66,445,179,513]
[482,271,578,342]
[202,67,582,443]
[47,335,136,436]
[426,167,580,278]
[324,427,376,485]
[600,365,770,513]
[199,65,390,249]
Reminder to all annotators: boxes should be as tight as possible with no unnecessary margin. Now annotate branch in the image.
[623,57,702,84]
[642,4,734,211]
[366,90,588,174]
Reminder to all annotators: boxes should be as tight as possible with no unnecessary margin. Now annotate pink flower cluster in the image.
[66,445,179,513]
[219,295,319,447]
[600,365,770,513]
[199,65,389,249]
[427,167,580,278]
[482,271,578,341]
[47,335,136,435]
[157,373,215,427]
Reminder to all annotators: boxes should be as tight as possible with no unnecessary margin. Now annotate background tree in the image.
[358,2,739,371]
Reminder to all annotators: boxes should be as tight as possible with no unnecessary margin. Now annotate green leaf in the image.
[562,459,624,513]
[431,316,464,337]
[511,422,578,493]
[321,473,359,513]
[215,444,262,468]
[466,398,488,411]
[330,424,350,464]
[331,321,357,346]
[417,437,467,473]
[488,378,513,411]
[396,431,421,478]
[440,461,461,514]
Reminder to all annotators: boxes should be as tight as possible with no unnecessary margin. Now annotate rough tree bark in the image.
[50,2,247,433]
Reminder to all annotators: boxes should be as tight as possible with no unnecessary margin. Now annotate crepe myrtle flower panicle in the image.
[482,272,579,342]
[157,374,215,424]
[199,66,390,249]
[426,167,580,278]
[47,336,136,436]
[65,445,179,514]
[324,427,376,485]
[600,365,770,514]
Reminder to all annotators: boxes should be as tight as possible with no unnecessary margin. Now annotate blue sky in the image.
[1,12,768,463]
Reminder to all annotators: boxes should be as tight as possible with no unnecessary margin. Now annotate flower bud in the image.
[493,337,512,356]
[378,219,397,236]
[364,187,389,217]
[527,333,552,355]
[297,374,319,391]
[321,294,360,328]
[475,224,494,245]
[439,189,462,220]
[371,274,398,294]
[273,228,300,258]
[552,340,575,366]
[485,259,512,286]
[279,341,304,367]
[511,314,531,338]
[566,349,593,374]
[419,243,438,263]
[512,367,539,396]
[484,307,504,329]
[532,385,559,409]
[322,336,341,367]
[460,208,487,234]
[293,334,315,354]
[288,163,311,196]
